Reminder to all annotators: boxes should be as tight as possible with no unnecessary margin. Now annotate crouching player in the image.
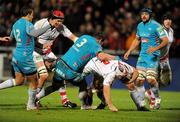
[81,57,149,112]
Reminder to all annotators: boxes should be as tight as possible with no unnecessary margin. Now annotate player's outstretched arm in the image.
[69,34,78,43]
[97,52,116,61]
[124,38,140,60]
[27,19,57,37]
[103,85,118,112]
[128,68,139,84]
[147,37,168,54]
[0,36,11,42]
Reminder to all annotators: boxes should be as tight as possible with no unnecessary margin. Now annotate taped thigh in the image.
[137,70,146,81]
[34,54,48,76]
[146,70,158,81]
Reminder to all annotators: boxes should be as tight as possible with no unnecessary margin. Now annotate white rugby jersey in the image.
[83,57,134,86]
[160,27,174,59]
[34,18,73,45]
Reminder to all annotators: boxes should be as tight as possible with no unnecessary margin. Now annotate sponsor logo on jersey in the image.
[141,38,148,42]
[157,26,165,36]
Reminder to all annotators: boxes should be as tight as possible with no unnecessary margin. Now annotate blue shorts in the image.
[136,54,159,71]
[12,56,37,76]
[54,59,80,81]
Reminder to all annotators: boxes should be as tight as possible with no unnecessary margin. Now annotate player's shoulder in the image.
[15,18,26,24]
[34,18,48,28]
[78,35,96,42]
[14,18,31,28]
[80,35,94,39]
[137,22,144,29]
[150,19,162,28]
[169,27,174,33]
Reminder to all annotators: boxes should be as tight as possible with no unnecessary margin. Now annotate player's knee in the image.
[126,82,136,91]
[136,79,144,86]
[39,74,48,81]
[15,79,24,85]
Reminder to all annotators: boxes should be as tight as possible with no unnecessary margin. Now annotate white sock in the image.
[27,88,37,107]
[136,86,145,101]
[36,87,45,100]
[78,91,87,106]
[0,79,16,90]
[150,83,160,98]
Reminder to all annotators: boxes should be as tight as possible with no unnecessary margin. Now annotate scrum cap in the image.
[140,8,152,15]
[51,10,64,19]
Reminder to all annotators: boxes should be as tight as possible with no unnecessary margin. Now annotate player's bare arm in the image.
[147,37,168,54]
[124,38,140,60]
[103,85,118,112]
[97,52,116,61]
[69,34,79,43]
[0,36,11,41]
[128,69,139,84]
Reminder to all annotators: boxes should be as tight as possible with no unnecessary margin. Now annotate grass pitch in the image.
[0,86,180,122]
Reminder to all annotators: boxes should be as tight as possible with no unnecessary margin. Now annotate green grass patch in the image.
[0,86,180,122]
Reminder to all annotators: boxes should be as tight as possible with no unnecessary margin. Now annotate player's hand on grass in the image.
[108,104,118,112]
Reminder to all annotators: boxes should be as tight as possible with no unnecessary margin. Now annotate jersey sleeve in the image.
[10,30,14,39]
[82,60,94,75]
[26,21,34,35]
[103,72,116,86]
[156,25,167,39]
[136,24,140,40]
[26,21,50,37]
[58,24,73,38]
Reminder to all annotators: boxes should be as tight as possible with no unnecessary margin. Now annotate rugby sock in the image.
[36,87,45,100]
[136,85,145,101]
[130,89,144,107]
[0,79,16,89]
[78,91,87,106]
[36,83,63,101]
[146,89,155,99]
[150,83,160,98]
[59,87,68,104]
[27,88,37,107]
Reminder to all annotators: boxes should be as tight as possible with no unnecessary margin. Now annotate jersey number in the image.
[102,60,110,64]
[15,29,21,42]
[76,38,87,48]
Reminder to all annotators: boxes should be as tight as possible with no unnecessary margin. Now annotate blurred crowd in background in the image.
[0,0,180,57]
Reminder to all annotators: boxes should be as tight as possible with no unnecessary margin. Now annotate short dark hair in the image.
[93,32,105,42]
[162,14,173,21]
[20,6,33,17]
